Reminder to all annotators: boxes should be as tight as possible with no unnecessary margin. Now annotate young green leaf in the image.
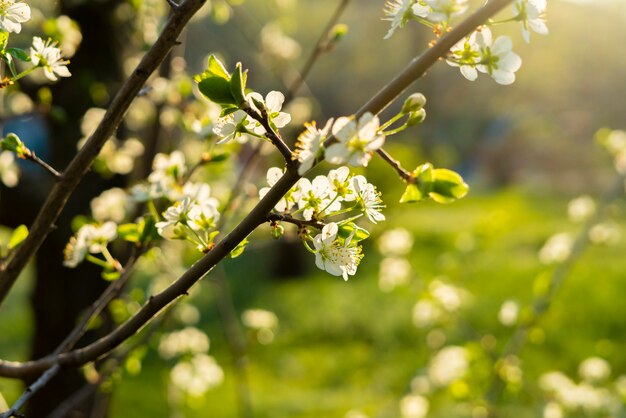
[6,47,30,62]
[337,222,369,242]
[230,238,249,258]
[198,76,237,105]
[229,62,246,105]
[7,225,28,250]
[429,168,469,203]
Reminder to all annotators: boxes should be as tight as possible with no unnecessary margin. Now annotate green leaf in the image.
[220,106,239,117]
[208,152,230,163]
[337,222,369,243]
[138,216,159,244]
[230,238,249,258]
[7,225,28,250]
[207,55,230,79]
[198,76,237,105]
[229,62,246,105]
[399,163,434,203]
[0,133,22,153]
[118,223,140,243]
[6,47,30,62]
[1,53,17,78]
[399,184,423,203]
[429,168,469,203]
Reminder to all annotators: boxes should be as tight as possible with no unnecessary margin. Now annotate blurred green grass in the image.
[100,188,624,417]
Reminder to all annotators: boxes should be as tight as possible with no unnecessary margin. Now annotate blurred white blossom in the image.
[428,345,469,387]
[400,394,429,418]
[378,228,413,256]
[0,151,19,187]
[159,327,210,359]
[567,195,595,222]
[539,233,572,264]
[498,300,519,327]
[169,354,224,397]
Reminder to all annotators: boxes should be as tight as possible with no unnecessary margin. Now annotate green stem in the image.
[11,66,37,82]
[379,112,405,131]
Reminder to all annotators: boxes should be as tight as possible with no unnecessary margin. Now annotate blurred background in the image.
[1,0,626,417]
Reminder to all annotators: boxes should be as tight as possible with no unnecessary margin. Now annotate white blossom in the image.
[169,354,224,397]
[259,167,297,213]
[246,90,291,134]
[424,0,468,22]
[212,110,255,144]
[90,188,131,223]
[498,300,519,326]
[539,232,573,264]
[295,176,338,221]
[30,37,71,81]
[377,228,413,256]
[400,394,429,418]
[294,119,333,175]
[159,327,210,359]
[447,32,481,81]
[156,197,197,240]
[514,0,548,43]
[326,166,356,202]
[352,175,385,223]
[326,112,385,167]
[379,257,412,292]
[313,223,363,281]
[63,222,117,267]
[428,345,469,387]
[383,0,423,40]
[0,0,30,33]
[0,151,19,187]
[579,357,611,383]
[475,28,522,85]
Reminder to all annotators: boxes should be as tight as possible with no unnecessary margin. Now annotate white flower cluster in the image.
[540,359,625,417]
[77,108,145,175]
[63,221,118,268]
[383,0,548,85]
[260,166,384,224]
[169,353,224,398]
[412,278,471,328]
[212,90,291,144]
[133,151,221,251]
[0,151,19,187]
[377,228,414,292]
[0,1,73,82]
[259,166,385,280]
[158,327,210,359]
[447,28,522,85]
[294,112,386,175]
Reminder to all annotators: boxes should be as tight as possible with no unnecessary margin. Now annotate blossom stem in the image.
[381,125,409,136]
[24,151,62,179]
[379,112,405,131]
[242,105,293,162]
[11,67,37,82]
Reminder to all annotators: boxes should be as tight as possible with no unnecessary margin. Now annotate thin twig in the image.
[0,252,140,416]
[0,0,515,378]
[285,0,351,103]
[242,106,293,162]
[25,151,62,179]
[0,0,208,308]
[376,147,413,182]
[0,364,61,418]
[485,174,626,409]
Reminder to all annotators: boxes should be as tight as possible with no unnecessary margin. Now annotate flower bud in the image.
[271,223,285,239]
[401,93,427,114]
[330,24,349,43]
[406,108,426,126]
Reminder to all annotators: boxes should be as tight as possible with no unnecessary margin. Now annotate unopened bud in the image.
[406,108,426,126]
[330,24,348,43]
[271,223,285,239]
[401,93,427,114]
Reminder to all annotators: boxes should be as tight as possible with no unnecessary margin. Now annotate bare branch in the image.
[285,0,351,103]
[376,147,413,182]
[24,151,62,179]
[0,0,208,308]
[242,106,293,162]
[0,364,61,418]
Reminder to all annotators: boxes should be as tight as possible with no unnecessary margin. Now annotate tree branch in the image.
[0,0,208,308]
[0,0,514,378]
[266,213,324,230]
